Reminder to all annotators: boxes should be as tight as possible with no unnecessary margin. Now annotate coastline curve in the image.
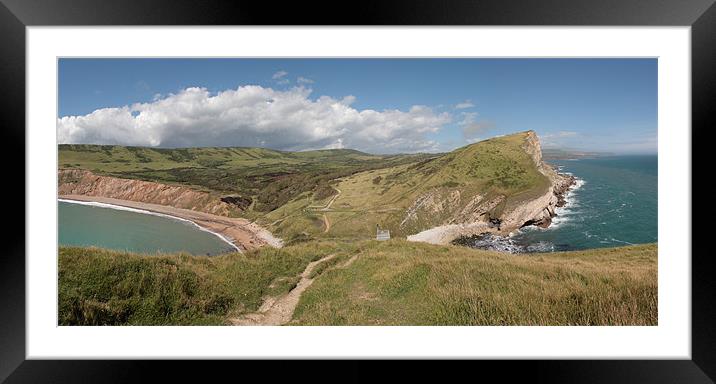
[59,198,242,252]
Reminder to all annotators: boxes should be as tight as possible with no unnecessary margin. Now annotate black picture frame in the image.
[2,0,713,382]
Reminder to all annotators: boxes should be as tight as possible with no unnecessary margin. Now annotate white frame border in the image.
[27,27,690,359]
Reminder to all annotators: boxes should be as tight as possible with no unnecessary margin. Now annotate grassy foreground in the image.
[58,242,338,325]
[59,241,657,326]
[293,241,657,325]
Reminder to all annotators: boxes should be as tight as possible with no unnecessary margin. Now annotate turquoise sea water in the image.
[58,201,236,256]
[458,155,658,252]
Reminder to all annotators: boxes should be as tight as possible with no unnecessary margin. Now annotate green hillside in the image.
[58,241,657,326]
[59,144,434,214]
[60,131,551,241]
[303,131,551,239]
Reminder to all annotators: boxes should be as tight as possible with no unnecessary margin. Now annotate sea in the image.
[58,200,237,256]
[456,155,658,253]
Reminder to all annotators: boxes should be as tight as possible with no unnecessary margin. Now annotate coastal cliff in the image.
[500,131,576,230]
[58,170,283,250]
[407,131,576,244]
[58,169,239,217]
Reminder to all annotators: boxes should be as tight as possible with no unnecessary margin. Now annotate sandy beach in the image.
[59,195,283,251]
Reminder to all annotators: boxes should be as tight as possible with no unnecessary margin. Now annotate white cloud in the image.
[272,70,288,80]
[297,76,314,84]
[459,112,478,125]
[57,85,451,154]
[541,131,580,147]
[459,112,493,140]
[454,100,475,109]
[543,131,578,139]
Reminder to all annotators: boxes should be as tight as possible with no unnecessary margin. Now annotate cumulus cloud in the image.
[455,100,475,109]
[57,85,451,153]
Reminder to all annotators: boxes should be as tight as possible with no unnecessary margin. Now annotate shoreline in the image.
[451,174,585,252]
[548,175,585,229]
[59,195,283,251]
[59,198,242,253]
[407,170,580,246]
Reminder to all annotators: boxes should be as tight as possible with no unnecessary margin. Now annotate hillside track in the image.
[230,253,337,325]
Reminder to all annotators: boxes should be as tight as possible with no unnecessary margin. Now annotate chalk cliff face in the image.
[407,131,576,245]
[501,130,576,230]
[58,169,238,217]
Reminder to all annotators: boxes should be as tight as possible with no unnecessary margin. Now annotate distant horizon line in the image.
[57,142,657,157]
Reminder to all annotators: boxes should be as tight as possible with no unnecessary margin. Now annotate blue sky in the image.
[58,58,657,154]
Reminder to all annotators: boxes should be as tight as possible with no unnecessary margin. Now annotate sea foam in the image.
[549,177,585,228]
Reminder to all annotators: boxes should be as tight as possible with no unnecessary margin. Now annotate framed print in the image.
[3,0,715,382]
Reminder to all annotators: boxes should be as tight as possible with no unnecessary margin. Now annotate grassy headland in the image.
[59,241,657,326]
[59,131,553,242]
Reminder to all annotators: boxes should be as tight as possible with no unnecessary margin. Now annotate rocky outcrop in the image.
[510,131,576,229]
[500,174,576,231]
[453,194,505,224]
[486,132,577,232]
[221,195,253,210]
[400,189,463,228]
[407,131,577,245]
[58,169,238,217]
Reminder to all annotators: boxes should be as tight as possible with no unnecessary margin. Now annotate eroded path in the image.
[230,253,337,326]
[306,187,342,233]
[322,214,331,233]
[321,187,341,211]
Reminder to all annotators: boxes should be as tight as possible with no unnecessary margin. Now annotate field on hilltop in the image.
[58,241,657,326]
[59,131,552,242]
